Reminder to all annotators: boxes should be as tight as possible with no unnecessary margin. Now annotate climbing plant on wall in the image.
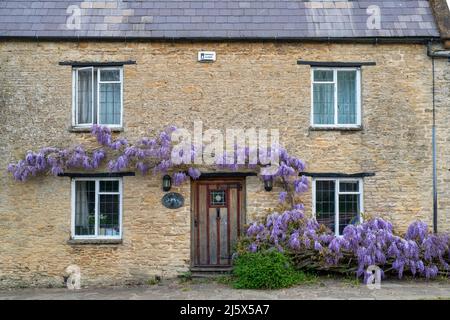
[7,124,309,206]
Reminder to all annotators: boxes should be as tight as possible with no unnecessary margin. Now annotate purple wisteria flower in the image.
[293,176,309,194]
[242,211,449,280]
[173,172,188,186]
[187,167,201,180]
[406,221,428,243]
[279,191,288,203]
[248,243,258,253]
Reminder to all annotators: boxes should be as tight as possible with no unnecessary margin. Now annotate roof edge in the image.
[0,35,440,44]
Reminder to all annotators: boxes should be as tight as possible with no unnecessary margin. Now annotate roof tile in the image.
[0,0,440,39]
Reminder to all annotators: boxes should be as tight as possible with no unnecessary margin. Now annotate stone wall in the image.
[435,57,450,233]
[0,41,445,288]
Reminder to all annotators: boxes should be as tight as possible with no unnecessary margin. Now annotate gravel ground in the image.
[0,277,449,300]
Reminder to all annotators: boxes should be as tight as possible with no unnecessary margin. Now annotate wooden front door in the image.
[192,178,245,267]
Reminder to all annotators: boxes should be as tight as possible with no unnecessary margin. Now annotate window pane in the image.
[99,83,121,125]
[93,71,98,124]
[100,69,120,82]
[314,70,333,82]
[339,194,360,234]
[75,181,96,236]
[77,69,93,124]
[99,194,120,236]
[315,180,335,233]
[313,83,335,124]
[339,181,359,192]
[100,180,119,193]
[337,70,357,124]
[210,190,226,206]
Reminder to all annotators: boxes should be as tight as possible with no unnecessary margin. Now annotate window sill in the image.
[309,126,362,132]
[67,239,123,245]
[68,126,124,133]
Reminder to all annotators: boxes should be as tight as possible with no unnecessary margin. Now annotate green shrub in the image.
[178,271,192,283]
[146,275,161,286]
[233,250,314,289]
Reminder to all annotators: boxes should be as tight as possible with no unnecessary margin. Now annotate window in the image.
[311,68,361,127]
[210,190,226,206]
[71,178,122,239]
[72,67,123,127]
[313,178,363,235]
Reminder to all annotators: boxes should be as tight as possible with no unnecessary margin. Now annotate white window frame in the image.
[72,67,123,129]
[73,66,94,127]
[312,177,364,236]
[71,177,123,240]
[310,67,361,128]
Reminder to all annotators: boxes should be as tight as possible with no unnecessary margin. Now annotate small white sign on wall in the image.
[198,51,216,62]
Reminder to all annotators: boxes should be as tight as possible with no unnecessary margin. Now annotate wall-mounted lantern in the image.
[264,177,273,192]
[162,175,172,192]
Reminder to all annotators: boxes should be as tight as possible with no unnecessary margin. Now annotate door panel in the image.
[208,207,218,265]
[197,184,208,265]
[229,188,239,241]
[219,207,228,265]
[193,179,245,267]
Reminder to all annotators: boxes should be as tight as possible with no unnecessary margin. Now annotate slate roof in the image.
[0,0,440,39]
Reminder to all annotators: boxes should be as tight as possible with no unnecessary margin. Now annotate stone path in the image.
[0,278,449,300]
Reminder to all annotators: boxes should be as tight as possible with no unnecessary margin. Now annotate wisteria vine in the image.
[243,208,450,281]
[7,125,309,202]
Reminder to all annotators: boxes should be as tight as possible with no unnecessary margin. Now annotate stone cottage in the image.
[0,0,449,288]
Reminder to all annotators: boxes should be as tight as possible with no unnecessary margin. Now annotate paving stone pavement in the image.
[0,278,448,300]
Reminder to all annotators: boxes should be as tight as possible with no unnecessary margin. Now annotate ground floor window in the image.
[71,178,122,239]
[313,178,363,236]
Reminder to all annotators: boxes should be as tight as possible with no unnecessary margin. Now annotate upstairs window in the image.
[313,178,363,236]
[311,68,361,127]
[73,67,123,127]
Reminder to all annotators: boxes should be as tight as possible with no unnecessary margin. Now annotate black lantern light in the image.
[162,174,172,192]
[264,177,273,192]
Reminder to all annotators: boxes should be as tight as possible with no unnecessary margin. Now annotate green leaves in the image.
[232,250,315,289]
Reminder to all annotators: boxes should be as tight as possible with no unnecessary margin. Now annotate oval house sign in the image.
[162,192,184,209]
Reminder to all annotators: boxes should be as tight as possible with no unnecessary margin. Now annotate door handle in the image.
[216,208,220,220]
